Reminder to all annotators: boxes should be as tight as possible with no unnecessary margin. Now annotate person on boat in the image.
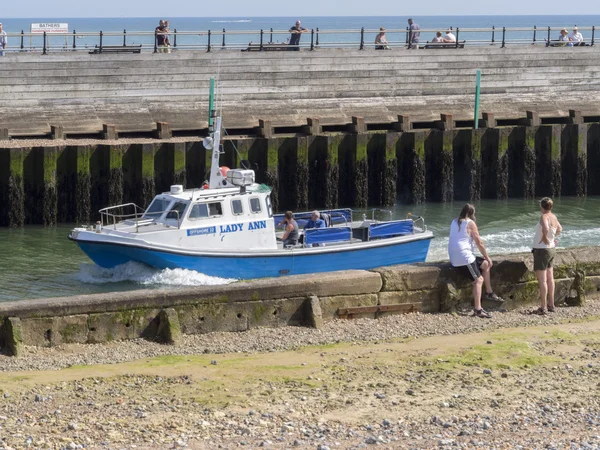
[280,211,299,247]
[305,211,326,230]
[447,204,504,319]
[531,197,563,315]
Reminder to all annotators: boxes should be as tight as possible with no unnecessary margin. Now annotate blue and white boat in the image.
[69,87,433,280]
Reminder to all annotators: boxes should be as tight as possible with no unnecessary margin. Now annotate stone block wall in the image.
[0,248,599,355]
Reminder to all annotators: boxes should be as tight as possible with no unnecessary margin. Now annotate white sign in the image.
[30,23,69,34]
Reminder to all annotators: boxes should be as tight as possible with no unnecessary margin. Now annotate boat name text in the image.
[219,220,267,234]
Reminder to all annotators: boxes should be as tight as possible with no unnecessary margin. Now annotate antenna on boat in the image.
[204,78,232,189]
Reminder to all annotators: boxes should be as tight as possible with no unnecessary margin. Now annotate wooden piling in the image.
[123,144,156,209]
[57,146,91,224]
[562,124,587,197]
[397,131,426,204]
[453,129,482,202]
[426,130,453,202]
[588,124,600,195]
[0,148,25,227]
[534,125,561,198]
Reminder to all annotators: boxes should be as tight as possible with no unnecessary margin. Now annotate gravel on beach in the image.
[2,301,600,449]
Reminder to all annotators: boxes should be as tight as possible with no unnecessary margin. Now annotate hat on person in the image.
[573,26,578,30]
[380,27,386,31]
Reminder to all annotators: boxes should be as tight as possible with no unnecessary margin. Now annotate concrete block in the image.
[258,119,273,138]
[53,315,89,345]
[50,125,64,140]
[154,121,172,139]
[87,312,137,343]
[157,308,183,345]
[350,116,367,133]
[305,295,324,329]
[20,317,56,347]
[319,294,378,321]
[3,317,24,357]
[481,112,496,128]
[437,114,454,130]
[393,115,411,132]
[525,111,541,126]
[302,117,321,135]
[372,264,442,292]
[102,124,118,140]
[568,110,583,125]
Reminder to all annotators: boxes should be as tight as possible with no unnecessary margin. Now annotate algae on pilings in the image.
[307,136,328,209]
[123,144,156,209]
[561,124,588,197]
[534,125,562,198]
[452,129,481,202]
[324,135,340,210]
[23,147,57,225]
[397,131,426,204]
[0,148,25,227]
[276,137,300,211]
[184,141,207,188]
[353,133,369,208]
[154,143,187,193]
[425,130,453,202]
[381,132,398,207]
[296,137,309,211]
[265,138,279,212]
[481,128,507,200]
[507,127,535,199]
[57,146,92,224]
[366,133,387,207]
[587,123,600,195]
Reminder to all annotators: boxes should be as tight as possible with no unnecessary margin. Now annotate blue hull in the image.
[74,237,432,280]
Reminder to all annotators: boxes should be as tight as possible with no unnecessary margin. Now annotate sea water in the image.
[1,196,599,302]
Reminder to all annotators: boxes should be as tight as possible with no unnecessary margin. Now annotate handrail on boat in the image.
[369,209,393,222]
[98,203,183,232]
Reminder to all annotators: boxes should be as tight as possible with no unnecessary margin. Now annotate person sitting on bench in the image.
[442,29,456,43]
[569,26,584,46]
[432,31,443,43]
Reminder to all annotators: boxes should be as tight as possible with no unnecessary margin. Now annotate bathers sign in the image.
[30,23,69,34]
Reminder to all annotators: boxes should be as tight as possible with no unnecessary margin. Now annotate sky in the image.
[1,0,600,18]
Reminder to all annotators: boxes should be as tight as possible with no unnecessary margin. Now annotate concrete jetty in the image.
[0,247,597,355]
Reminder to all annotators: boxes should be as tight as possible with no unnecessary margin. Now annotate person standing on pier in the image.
[448,204,504,319]
[288,20,307,51]
[531,197,562,315]
[407,18,420,48]
[0,23,7,56]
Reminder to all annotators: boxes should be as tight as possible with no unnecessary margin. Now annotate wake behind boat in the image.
[68,82,433,280]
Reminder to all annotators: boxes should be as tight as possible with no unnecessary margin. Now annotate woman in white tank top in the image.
[447,204,504,319]
[531,197,562,315]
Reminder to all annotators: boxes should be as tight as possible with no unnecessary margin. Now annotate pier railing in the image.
[3,25,596,54]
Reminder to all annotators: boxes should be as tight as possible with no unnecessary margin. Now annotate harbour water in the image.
[1,196,599,302]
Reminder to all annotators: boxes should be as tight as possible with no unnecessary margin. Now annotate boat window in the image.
[166,202,187,220]
[189,203,209,219]
[231,199,244,215]
[265,196,273,218]
[249,197,262,214]
[144,198,171,219]
[209,202,223,216]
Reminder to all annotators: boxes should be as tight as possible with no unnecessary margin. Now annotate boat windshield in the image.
[166,201,188,220]
[143,198,171,219]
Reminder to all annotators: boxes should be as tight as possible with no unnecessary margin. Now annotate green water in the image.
[1,196,599,302]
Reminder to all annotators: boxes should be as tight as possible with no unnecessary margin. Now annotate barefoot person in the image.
[448,204,504,318]
[531,197,562,315]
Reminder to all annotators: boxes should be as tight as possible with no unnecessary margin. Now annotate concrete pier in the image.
[1,121,600,225]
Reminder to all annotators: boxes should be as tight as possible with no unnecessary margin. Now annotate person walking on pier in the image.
[407,18,420,48]
[531,197,562,315]
[0,23,7,56]
[288,20,307,51]
[448,204,504,319]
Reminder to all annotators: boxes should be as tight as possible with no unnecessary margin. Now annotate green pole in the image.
[208,78,215,130]
[474,69,481,129]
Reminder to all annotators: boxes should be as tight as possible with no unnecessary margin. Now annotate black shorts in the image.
[455,257,484,282]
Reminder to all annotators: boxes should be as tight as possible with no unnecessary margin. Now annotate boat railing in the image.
[99,203,184,232]
[99,203,146,231]
[408,214,427,232]
[367,209,393,222]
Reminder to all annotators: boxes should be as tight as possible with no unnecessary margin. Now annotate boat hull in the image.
[73,236,433,280]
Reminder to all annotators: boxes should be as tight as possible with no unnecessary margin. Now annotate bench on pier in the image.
[89,45,143,54]
[243,43,291,52]
[423,41,465,49]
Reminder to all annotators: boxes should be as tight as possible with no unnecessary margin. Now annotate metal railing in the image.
[98,203,183,232]
[1,25,596,54]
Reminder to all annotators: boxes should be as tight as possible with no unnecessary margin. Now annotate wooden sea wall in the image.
[0,122,599,226]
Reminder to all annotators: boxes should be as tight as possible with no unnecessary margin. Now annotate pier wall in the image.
[1,247,598,355]
[1,122,600,226]
[1,47,600,136]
